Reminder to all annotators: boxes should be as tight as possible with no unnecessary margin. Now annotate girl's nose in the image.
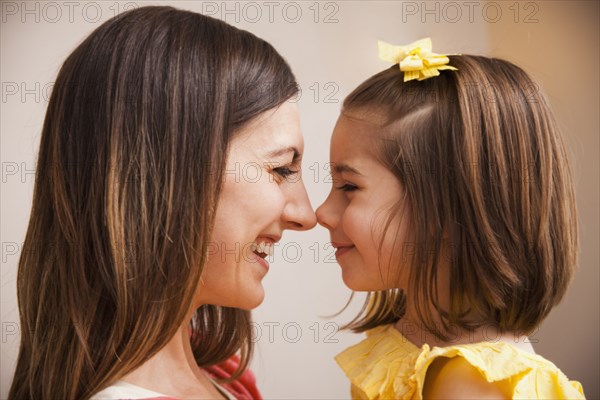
[316,194,337,231]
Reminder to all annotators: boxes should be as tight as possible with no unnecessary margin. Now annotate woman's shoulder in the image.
[90,355,261,400]
[334,324,586,400]
[90,380,176,400]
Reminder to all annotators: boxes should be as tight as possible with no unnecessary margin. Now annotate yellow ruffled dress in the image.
[335,324,585,399]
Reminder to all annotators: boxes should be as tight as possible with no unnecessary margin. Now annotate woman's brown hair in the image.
[341,55,579,341]
[9,6,298,399]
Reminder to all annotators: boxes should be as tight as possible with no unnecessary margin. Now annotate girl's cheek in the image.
[342,205,370,242]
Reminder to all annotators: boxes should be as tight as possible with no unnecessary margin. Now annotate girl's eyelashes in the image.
[336,183,358,192]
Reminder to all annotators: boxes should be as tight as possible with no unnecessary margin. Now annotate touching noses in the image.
[282,180,317,231]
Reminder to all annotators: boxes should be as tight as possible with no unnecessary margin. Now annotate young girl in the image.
[316,39,586,399]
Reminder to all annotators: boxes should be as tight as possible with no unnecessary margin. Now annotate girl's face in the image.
[197,102,317,310]
[316,113,411,291]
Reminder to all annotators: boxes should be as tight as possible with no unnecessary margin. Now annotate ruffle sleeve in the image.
[335,325,586,400]
[412,342,585,399]
[335,325,423,399]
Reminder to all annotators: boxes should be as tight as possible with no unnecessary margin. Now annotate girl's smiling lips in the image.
[332,242,355,258]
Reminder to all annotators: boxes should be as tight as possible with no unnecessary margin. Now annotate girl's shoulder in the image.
[335,324,585,400]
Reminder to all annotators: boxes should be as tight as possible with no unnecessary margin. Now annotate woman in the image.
[9,6,316,399]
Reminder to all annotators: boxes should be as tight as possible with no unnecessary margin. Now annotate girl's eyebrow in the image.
[333,163,364,176]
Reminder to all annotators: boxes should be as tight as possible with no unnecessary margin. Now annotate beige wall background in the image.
[1,1,598,399]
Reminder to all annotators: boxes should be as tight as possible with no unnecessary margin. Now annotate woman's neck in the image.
[120,320,225,399]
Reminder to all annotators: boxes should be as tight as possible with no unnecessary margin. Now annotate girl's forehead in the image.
[331,130,384,174]
[338,109,386,128]
[332,114,382,153]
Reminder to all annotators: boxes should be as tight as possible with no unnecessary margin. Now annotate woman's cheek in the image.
[263,183,286,219]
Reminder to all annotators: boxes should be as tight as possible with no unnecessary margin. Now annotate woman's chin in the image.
[234,286,266,310]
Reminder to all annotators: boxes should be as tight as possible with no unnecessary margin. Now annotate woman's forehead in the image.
[232,102,304,153]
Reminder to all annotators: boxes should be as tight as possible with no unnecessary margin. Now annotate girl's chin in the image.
[341,274,372,292]
[341,271,391,292]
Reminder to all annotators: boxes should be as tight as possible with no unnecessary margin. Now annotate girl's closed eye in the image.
[336,182,358,192]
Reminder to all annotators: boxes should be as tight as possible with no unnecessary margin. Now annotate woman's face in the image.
[197,102,317,310]
[316,113,411,291]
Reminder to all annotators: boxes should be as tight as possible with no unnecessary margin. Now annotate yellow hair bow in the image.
[378,38,458,82]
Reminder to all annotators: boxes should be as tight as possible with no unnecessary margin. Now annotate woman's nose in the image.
[282,180,317,231]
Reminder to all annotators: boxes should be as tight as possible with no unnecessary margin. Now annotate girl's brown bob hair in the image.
[9,6,298,400]
[342,55,579,341]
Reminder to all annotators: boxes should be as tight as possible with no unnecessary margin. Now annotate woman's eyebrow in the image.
[265,146,301,162]
[333,163,364,176]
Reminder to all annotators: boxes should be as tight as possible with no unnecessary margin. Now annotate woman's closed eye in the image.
[273,165,299,179]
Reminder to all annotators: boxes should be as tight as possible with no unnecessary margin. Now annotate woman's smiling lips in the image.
[250,234,281,272]
[251,251,270,272]
[332,242,355,258]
